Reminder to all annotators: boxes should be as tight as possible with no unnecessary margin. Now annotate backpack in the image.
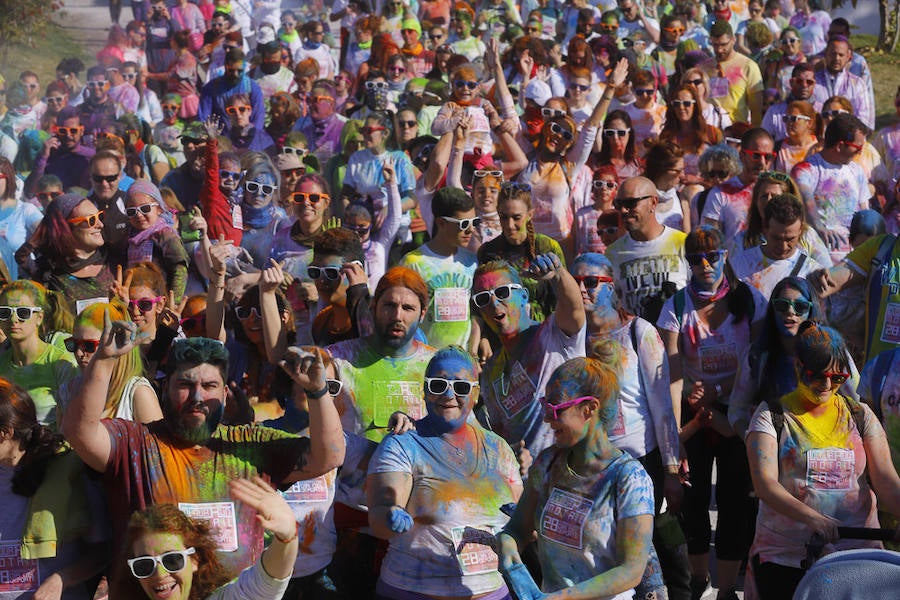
[865,234,899,359]
[869,349,897,424]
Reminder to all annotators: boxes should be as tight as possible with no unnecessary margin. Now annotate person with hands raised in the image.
[367,346,523,600]
[199,116,245,247]
[60,308,345,589]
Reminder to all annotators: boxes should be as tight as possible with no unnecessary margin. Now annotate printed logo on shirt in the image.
[451,525,499,575]
[806,447,855,491]
[492,361,537,419]
[178,502,239,552]
[434,288,469,322]
[618,255,684,315]
[0,541,40,593]
[372,380,426,426]
[880,302,900,346]
[540,488,595,549]
[284,476,329,504]
[698,342,738,375]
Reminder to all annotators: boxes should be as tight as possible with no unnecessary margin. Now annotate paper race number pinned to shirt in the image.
[698,342,738,375]
[178,502,239,552]
[434,287,470,322]
[492,361,537,419]
[0,541,40,593]
[451,525,499,575]
[806,447,855,491]
[881,303,900,345]
[540,488,595,549]
[284,476,329,504]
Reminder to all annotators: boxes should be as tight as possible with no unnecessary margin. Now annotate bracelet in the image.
[274,520,300,544]
[305,385,329,400]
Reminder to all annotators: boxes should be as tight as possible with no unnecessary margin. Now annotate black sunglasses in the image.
[685,250,726,266]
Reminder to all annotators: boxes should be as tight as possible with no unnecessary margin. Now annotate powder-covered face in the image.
[543,376,595,449]
[0,290,43,344]
[243,172,277,209]
[472,270,528,337]
[572,261,614,313]
[421,354,478,433]
[689,247,727,291]
[373,286,424,350]
[798,358,845,406]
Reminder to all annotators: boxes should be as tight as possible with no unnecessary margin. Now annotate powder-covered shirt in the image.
[327,337,436,441]
[478,315,585,457]
[369,425,521,597]
[845,234,900,361]
[0,343,78,429]
[748,395,882,568]
[703,52,764,126]
[701,176,755,248]
[399,244,477,348]
[857,348,900,469]
[730,246,825,301]
[526,450,654,597]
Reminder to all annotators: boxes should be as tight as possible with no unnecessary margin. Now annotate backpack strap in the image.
[673,288,686,329]
[788,252,808,278]
[629,317,639,355]
[866,234,898,359]
[845,396,867,440]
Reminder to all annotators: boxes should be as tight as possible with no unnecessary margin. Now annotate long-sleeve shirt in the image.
[200,137,243,246]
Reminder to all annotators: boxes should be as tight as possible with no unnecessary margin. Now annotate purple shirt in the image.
[293,113,347,165]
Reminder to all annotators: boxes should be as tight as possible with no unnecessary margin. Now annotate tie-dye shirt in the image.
[399,244,477,348]
[701,176,755,248]
[369,424,520,597]
[102,419,306,582]
[525,449,654,597]
[327,337,436,441]
[748,394,882,568]
[573,204,607,256]
[793,153,869,263]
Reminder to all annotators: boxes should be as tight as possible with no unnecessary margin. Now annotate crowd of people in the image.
[0,0,899,598]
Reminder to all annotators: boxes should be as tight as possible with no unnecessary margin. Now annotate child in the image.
[124,180,189,300]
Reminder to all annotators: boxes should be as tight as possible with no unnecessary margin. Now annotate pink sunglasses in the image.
[543,396,594,420]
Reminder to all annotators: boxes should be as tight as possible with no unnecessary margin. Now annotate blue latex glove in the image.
[503,562,546,600]
[388,506,413,533]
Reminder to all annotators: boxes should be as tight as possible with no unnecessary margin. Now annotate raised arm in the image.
[61,311,146,472]
[446,112,470,189]
[373,155,403,250]
[258,259,289,365]
[205,235,232,343]
[530,252,585,336]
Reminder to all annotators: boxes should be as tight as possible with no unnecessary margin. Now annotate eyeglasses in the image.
[549,121,573,141]
[281,146,308,156]
[235,306,261,320]
[67,211,104,228]
[569,83,590,92]
[225,104,251,115]
[0,306,43,321]
[179,315,205,330]
[44,96,66,105]
[126,203,157,218]
[92,173,120,184]
[781,37,800,45]
[634,88,655,97]
[360,125,386,135]
[592,180,617,190]
[772,297,812,315]
[128,548,196,579]
[741,149,775,161]
[670,99,696,108]
[541,107,566,119]
[573,275,613,289]
[161,103,180,111]
[219,169,242,181]
[245,181,277,195]
[398,120,417,128]
[290,191,330,205]
[86,81,108,89]
[841,140,864,153]
[543,395,593,420]
[453,80,479,90]
[685,250,726,266]
[365,81,389,90]
[64,337,101,353]
[129,296,164,312]
[36,191,62,202]
[474,169,503,179]
[759,171,790,182]
[307,265,344,280]
[613,194,653,211]
[472,283,525,308]
[685,78,704,86]
[804,370,850,386]
[52,125,84,136]
[424,377,478,396]
[603,128,630,138]
[822,109,849,119]
[441,216,481,231]
[782,114,812,123]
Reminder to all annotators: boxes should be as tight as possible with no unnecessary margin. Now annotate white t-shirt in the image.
[729,246,824,300]
[655,187,684,231]
[701,176,754,247]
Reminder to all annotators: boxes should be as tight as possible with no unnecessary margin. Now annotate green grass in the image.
[851,33,900,131]
[1,20,91,91]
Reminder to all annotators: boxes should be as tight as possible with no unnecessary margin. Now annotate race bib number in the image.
[698,342,738,375]
[806,447,855,491]
[540,488,594,549]
[451,525,498,575]
[492,361,537,419]
[880,302,900,345]
[75,297,108,315]
[372,380,425,426]
[434,288,469,322]
[178,502,239,552]
[708,77,729,99]
[0,542,39,593]
[231,203,243,230]
[284,476,329,504]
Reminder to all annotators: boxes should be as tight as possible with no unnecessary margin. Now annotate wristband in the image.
[305,385,329,400]
[274,520,300,544]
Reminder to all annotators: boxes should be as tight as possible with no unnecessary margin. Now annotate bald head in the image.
[616,176,661,240]
[618,176,656,198]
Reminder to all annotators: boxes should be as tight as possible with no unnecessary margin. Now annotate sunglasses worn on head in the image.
[573,275,613,289]
[0,306,42,321]
[804,370,850,386]
[772,297,812,315]
[65,337,100,353]
[245,181,277,195]
[442,216,481,231]
[686,250,726,266]
[613,194,653,211]
[68,211,104,228]
[128,549,196,579]
[543,395,593,420]
[126,203,156,217]
[472,283,524,308]
[425,377,478,396]
[130,296,164,312]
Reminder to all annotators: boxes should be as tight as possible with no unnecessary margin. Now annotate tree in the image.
[0,0,65,67]
[831,0,900,52]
